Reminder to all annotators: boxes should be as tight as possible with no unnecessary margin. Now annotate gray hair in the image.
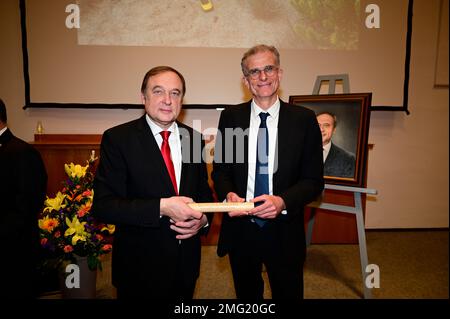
[241,44,280,75]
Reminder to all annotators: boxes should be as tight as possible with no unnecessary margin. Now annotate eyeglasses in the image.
[245,65,279,79]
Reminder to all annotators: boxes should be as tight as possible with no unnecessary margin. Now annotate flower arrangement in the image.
[38,151,114,271]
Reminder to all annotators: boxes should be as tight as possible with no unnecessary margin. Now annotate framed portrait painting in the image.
[289,93,371,188]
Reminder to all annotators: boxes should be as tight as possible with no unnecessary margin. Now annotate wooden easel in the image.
[307,74,378,299]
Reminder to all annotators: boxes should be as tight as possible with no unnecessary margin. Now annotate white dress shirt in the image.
[323,141,331,163]
[245,98,287,215]
[245,99,279,201]
[145,114,182,191]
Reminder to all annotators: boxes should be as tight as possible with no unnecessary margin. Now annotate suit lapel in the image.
[136,116,176,196]
[236,102,251,164]
[0,129,13,148]
[178,122,191,196]
[235,104,251,190]
[273,101,291,193]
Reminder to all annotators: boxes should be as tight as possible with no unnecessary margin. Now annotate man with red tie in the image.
[93,66,213,299]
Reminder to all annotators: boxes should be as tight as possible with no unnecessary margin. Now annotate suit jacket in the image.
[324,142,355,178]
[0,128,47,297]
[92,116,213,293]
[212,100,324,264]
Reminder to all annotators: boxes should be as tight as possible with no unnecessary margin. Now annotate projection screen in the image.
[21,0,412,112]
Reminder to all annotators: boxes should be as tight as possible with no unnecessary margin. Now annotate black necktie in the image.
[254,112,270,227]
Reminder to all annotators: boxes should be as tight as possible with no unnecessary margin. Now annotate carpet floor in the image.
[42,229,448,299]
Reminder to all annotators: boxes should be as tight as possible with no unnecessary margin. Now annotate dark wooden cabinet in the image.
[32,134,102,197]
[305,190,365,244]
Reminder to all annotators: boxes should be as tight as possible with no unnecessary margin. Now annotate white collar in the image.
[251,98,280,119]
[145,114,177,137]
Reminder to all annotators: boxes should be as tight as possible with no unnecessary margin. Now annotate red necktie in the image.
[160,131,178,195]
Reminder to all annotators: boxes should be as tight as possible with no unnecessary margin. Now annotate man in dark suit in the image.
[92,66,213,299]
[212,45,324,299]
[0,98,47,298]
[317,112,355,178]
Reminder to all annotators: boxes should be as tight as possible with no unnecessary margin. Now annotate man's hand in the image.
[170,214,208,240]
[160,196,202,222]
[249,195,285,220]
[226,192,250,217]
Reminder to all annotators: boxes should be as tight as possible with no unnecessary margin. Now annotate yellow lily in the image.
[43,192,66,213]
[64,163,88,179]
[64,216,89,245]
[101,224,116,234]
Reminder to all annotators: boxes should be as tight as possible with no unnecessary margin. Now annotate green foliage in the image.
[290,0,361,50]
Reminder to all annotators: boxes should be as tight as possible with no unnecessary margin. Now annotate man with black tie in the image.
[92,66,213,299]
[0,98,47,298]
[212,45,324,299]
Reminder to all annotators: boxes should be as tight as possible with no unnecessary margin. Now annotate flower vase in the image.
[59,255,97,299]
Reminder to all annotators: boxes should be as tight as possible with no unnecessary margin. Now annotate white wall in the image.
[366,0,449,227]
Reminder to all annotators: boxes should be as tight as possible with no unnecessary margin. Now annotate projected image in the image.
[78,0,360,49]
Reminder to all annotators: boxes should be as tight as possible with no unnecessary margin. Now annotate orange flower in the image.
[102,244,112,251]
[66,192,74,201]
[82,190,92,197]
[38,216,59,232]
[77,202,92,218]
[64,245,73,253]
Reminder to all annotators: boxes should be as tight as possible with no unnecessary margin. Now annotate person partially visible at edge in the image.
[212,44,324,299]
[0,98,48,298]
[317,111,356,178]
[92,66,213,299]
